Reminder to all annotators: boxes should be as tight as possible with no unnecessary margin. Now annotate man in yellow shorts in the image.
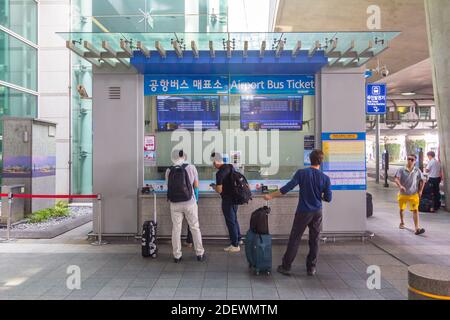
[394,154,426,235]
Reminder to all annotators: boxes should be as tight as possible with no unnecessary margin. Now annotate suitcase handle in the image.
[153,191,157,223]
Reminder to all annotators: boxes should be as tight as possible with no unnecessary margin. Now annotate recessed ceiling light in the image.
[401,92,416,96]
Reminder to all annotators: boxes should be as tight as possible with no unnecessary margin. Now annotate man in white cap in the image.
[166,150,205,263]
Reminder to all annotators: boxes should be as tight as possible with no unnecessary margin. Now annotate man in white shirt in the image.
[425,151,442,211]
[166,150,205,263]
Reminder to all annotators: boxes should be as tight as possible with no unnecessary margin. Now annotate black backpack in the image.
[167,164,193,203]
[229,167,252,205]
[250,206,271,234]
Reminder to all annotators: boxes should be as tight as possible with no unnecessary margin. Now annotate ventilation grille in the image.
[108,86,121,100]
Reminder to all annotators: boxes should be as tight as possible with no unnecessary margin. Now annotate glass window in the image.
[144,93,315,183]
[0,30,37,90]
[0,85,37,120]
[0,0,37,43]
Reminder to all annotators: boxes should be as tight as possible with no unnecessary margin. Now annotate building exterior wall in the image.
[37,0,71,195]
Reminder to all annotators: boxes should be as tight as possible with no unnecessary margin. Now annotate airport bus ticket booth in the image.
[62,31,399,239]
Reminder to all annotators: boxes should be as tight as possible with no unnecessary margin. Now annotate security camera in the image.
[380,66,390,78]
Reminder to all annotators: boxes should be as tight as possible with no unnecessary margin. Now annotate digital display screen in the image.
[240,96,303,131]
[156,96,220,131]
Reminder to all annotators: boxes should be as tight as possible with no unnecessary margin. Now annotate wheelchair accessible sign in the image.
[366,83,387,115]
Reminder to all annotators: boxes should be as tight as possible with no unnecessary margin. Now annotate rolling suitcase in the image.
[366,193,373,218]
[245,203,272,275]
[419,198,434,213]
[142,191,158,258]
[245,230,272,275]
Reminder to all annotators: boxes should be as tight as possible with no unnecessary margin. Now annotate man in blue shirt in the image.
[264,150,332,276]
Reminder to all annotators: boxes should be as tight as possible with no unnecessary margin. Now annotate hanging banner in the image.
[144,75,229,95]
[144,75,315,95]
[229,75,315,95]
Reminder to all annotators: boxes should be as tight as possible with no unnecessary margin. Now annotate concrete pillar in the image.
[424,0,450,209]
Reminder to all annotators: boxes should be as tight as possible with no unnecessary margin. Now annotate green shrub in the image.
[385,144,401,162]
[406,139,426,156]
[28,201,70,223]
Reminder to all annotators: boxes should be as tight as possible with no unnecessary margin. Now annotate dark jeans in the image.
[428,177,442,209]
[221,199,241,247]
[282,210,323,271]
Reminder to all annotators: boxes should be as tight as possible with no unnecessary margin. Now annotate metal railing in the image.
[0,193,107,245]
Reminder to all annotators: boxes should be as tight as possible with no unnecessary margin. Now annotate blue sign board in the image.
[230,75,315,95]
[144,75,229,95]
[144,75,315,96]
[366,83,387,115]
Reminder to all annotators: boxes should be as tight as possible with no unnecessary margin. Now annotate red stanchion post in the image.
[6,192,16,242]
[91,194,108,246]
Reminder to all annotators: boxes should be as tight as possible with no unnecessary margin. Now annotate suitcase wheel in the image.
[151,253,157,259]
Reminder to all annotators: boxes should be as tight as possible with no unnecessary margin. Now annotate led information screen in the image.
[240,96,303,131]
[156,96,220,131]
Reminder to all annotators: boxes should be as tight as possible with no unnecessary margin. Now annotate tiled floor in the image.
[0,179,449,300]
[0,240,406,300]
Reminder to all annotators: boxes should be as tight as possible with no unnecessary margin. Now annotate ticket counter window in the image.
[144,93,315,183]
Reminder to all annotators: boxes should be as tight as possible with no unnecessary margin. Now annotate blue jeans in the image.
[221,199,241,247]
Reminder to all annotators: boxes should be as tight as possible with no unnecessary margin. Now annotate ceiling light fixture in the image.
[401,92,416,96]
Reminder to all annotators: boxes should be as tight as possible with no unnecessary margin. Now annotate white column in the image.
[38,0,71,195]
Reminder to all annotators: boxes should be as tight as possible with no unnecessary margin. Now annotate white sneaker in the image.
[224,245,240,253]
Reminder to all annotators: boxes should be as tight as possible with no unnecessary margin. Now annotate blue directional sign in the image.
[366,83,387,115]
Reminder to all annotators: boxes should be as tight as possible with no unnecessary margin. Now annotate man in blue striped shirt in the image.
[264,150,332,276]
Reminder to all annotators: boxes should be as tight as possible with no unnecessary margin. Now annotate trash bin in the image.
[1,185,25,224]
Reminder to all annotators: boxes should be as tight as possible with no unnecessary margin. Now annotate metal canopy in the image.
[59,31,400,72]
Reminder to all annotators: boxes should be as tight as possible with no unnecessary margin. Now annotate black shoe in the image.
[277,265,291,276]
[415,228,425,236]
[174,257,182,263]
[307,267,317,276]
[197,254,206,262]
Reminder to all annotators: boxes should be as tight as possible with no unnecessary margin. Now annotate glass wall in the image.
[0,0,37,42]
[144,92,315,185]
[0,30,37,90]
[0,0,38,184]
[70,0,230,194]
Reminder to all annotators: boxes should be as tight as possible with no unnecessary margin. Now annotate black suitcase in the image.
[366,193,373,218]
[419,198,434,213]
[142,192,158,258]
[250,206,271,234]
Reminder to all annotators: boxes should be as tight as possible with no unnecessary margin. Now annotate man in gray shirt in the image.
[394,154,426,235]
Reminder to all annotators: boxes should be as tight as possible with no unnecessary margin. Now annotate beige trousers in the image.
[170,202,205,259]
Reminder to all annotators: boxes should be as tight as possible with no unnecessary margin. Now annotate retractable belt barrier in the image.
[0,193,107,245]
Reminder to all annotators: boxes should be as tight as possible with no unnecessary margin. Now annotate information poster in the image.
[322,133,366,190]
[144,135,156,151]
[304,135,315,166]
